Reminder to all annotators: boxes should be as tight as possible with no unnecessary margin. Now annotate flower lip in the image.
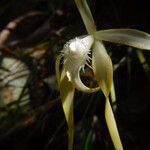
[60,35,100,93]
[62,35,94,80]
[63,35,94,59]
[71,37,91,56]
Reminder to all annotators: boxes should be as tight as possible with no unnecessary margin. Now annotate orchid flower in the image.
[55,0,150,149]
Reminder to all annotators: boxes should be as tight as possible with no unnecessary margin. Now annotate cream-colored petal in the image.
[105,98,123,150]
[95,29,150,50]
[92,40,113,97]
[75,0,96,35]
[92,41,123,149]
[60,69,75,150]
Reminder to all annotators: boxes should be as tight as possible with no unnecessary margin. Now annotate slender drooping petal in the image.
[105,98,123,150]
[60,69,75,150]
[95,29,150,50]
[92,41,123,150]
[92,40,113,97]
[75,0,96,34]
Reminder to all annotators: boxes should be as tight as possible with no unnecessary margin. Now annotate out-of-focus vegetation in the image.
[0,0,150,150]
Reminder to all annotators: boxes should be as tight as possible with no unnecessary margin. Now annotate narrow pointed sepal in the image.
[75,0,96,34]
[105,98,123,150]
[92,41,123,149]
[95,29,150,50]
[92,40,113,97]
[60,69,75,150]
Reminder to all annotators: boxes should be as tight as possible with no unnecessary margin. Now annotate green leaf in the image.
[60,69,75,150]
[136,50,150,81]
[75,0,96,35]
[55,54,62,86]
[105,98,123,150]
[92,40,113,97]
[83,129,93,150]
[110,80,117,112]
[95,29,150,50]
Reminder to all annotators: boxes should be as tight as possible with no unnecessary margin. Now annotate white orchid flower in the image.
[62,35,101,92]
[55,0,150,150]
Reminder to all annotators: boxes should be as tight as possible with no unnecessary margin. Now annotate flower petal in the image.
[75,0,96,34]
[92,40,113,97]
[105,98,123,150]
[95,29,150,50]
[60,69,75,150]
[92,41,123,149]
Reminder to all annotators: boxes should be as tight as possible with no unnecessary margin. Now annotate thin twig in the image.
[0,11,46,45]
